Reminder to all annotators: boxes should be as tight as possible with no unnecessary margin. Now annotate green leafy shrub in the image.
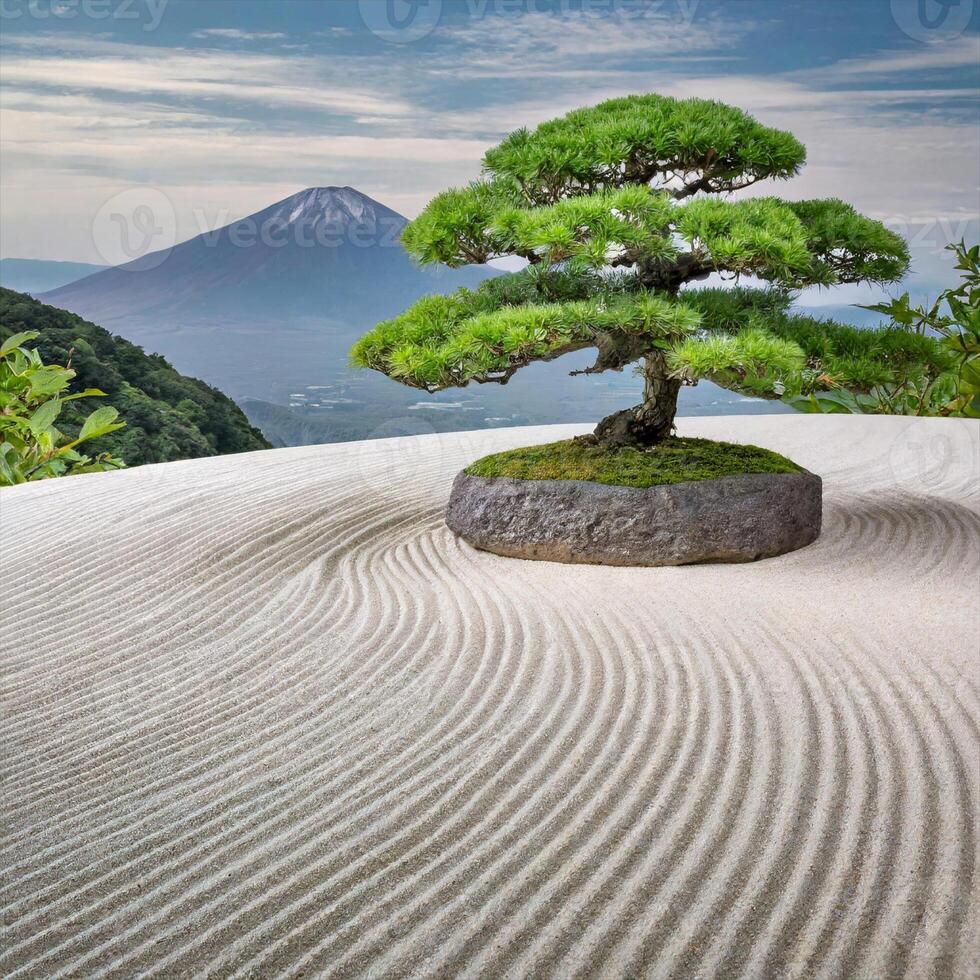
[0,331,126,484]
[854,241,980,417]
[785,241,977,416]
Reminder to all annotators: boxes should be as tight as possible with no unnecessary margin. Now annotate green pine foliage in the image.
[0,288,270,466]
[482,94,807,203]
[679,287,957,404]
[669,329,807,397]
[400,181,524,265]
[681,284,795,332]
[352,91,964,438]
[490,186,677,268]
[352,272,701,390]
[787,200,910,285]
[675,196,815,283]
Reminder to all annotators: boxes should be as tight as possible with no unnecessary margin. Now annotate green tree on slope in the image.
[352,94,957,445]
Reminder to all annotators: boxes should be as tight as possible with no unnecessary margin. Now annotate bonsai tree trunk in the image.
[593,351,681,448]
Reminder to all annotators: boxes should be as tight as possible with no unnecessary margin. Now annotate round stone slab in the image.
[446,469,822,566]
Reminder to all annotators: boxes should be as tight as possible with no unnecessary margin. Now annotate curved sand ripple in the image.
[1,415,978,977]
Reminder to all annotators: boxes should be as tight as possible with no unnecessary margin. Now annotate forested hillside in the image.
[0,289,270,465]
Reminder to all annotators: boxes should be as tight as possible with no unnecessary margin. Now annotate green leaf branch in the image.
[0,331,127,485]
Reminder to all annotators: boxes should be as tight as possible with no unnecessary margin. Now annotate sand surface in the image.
[2,415,978,978]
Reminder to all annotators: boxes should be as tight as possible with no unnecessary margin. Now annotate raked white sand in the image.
[1,414,979,977]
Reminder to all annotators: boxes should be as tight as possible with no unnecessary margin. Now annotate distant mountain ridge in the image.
[42,186,496,323]
[0,258,107,295]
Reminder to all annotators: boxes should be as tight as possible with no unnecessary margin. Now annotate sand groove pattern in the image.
[2,415,978,978]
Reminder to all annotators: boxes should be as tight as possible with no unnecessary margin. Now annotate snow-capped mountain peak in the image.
[266,186,403,231]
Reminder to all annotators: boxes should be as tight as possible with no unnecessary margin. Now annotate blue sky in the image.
[1,0,977,300]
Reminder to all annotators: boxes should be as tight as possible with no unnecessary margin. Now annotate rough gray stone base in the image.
[446,469,822,566]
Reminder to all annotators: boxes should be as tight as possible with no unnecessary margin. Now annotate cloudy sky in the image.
[1,0,977,298]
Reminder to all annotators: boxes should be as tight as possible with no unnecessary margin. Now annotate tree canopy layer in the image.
[483,94,807,203]
[353,93,922,446]
[0,289,270,465]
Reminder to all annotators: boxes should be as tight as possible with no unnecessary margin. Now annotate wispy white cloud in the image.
[190,28,288,41]
[821,34,980,76]
[0,36,413,118]
[0,89,225,128]
[429,3,750,75]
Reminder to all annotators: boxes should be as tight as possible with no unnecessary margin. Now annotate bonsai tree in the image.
[352,94,932,448]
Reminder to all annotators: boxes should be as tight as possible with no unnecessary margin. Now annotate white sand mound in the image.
[1,415,978,977]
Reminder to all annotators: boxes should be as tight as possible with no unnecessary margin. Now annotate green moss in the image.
[465,436,803,488]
